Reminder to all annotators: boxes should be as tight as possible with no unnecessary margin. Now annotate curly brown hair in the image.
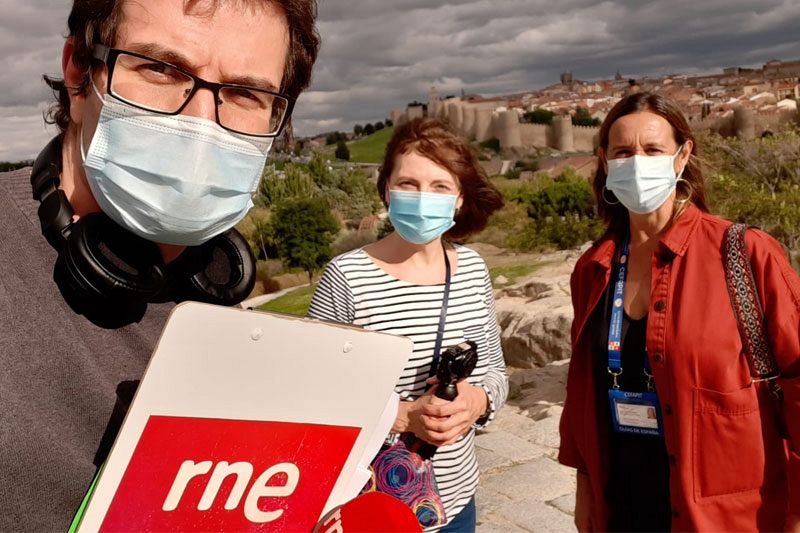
[43,0,320,135]
[378,117,503,241]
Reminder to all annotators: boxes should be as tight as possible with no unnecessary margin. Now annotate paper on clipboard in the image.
[75,302,411,532]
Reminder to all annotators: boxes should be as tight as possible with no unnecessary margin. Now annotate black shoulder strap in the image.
[722,223,782,390]
[428,241,452,378]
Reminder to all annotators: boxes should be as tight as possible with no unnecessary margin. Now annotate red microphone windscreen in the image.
[314,492,422,532]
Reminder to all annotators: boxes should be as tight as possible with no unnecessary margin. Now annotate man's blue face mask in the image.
[81,84,273,246]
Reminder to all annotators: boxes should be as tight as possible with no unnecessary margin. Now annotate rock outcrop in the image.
[493,246,587,368]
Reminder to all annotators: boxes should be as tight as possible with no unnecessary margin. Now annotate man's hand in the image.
[575,471,593,532]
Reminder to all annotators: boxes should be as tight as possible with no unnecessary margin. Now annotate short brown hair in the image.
[594,92,709,234]
[378,118,503,241]
[44,0,320,135]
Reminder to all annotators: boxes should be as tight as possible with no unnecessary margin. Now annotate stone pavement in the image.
[474,360,576,532]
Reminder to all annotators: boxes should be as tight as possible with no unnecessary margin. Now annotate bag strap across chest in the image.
[722,223,782,396]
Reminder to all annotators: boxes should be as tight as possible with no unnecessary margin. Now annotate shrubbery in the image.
[335,139,350,161]
[271,197,340,283]
[522,108,554,125]
[703,127,800,269]
[479,137,501,153]
[258,155,381,222]
[241,154,383,284]
[474,168,602,251]
[571,107,601,127]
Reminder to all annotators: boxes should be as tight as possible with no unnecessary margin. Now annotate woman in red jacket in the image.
[559,92,800,532]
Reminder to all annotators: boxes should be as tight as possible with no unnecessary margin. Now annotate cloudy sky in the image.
[1,0,799,161]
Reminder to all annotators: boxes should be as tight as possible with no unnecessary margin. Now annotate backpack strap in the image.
[722,223,783,399]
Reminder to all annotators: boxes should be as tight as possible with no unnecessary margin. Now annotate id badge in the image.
[607,389,663,437]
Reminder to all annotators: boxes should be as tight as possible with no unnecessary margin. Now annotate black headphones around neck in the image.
[31,135,256,320]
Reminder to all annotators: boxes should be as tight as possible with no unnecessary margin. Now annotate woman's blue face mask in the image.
[387,190,458,244]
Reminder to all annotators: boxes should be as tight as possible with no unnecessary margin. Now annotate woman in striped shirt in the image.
[308,117,508,531]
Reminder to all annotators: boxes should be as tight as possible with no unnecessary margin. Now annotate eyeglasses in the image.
[92,43,293,137]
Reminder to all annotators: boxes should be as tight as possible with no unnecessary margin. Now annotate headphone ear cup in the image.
[62,212,167,302]
[178,228,256,306]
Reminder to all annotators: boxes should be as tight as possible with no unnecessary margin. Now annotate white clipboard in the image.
[77,302,411,531]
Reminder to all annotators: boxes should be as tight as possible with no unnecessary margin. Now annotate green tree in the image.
[354,124,363,136]
[571,107,600,127]
[703,128,800,260]
[363,123,375,135]
[251,216,274,260]
[258,164,318,207]
[385,118,393,127]
[308,154,338,188]
[522,108,554,125]
[374,121,385,131]
[329,169,382,220]
[335,139,350,161]
[499,169,602,250]
[271,197,341,284]
[479,137,501,153]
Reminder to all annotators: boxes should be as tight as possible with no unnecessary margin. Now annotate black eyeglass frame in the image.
[92,43,294,138]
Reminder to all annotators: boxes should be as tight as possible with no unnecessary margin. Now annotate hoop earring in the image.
[675,178,694,205]
[602,186,620,206]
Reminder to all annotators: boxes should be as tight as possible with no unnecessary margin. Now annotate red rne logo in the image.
[100,416,360,531]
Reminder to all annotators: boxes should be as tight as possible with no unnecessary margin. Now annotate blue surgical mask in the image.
[388,190,458,244]
[606,146,685,214]
[81,85,272,246]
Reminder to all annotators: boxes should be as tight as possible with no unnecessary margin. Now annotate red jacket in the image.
[559,204,800,531]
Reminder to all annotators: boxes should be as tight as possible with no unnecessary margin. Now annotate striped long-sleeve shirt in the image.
[307,244,508,527]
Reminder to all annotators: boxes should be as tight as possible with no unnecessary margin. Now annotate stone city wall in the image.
[387,100,799,153]
[436,98,598,152]
[572,125,599,152]
[692,108,798,139]
[519,123,549,148]
[390,98,800,152]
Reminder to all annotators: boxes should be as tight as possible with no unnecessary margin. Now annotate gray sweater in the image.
[0,169,174,530]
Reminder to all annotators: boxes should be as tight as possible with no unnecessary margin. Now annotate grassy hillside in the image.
[257,284,316,316]
[255,255,547,317]
[347,127,393,164]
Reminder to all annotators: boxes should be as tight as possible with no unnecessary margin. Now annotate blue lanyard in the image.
[607,237,630,389]
[607,238,629,373]
[607,237,654,390]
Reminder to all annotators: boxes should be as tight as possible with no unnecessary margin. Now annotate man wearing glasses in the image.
[0,0,319,529]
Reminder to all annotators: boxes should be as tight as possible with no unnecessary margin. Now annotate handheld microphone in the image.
[313,492,422,532]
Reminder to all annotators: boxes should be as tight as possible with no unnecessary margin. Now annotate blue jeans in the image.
[439,497,476,533]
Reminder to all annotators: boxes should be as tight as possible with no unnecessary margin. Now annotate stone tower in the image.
[474,108,493,142]
[553,115,575,152]
[497,110,522,150]
[461,105,476,140]
[427,86,440,119]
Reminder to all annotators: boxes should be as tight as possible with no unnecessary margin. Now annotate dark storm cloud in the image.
[1,0,798,159]
[292,0,800,136]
